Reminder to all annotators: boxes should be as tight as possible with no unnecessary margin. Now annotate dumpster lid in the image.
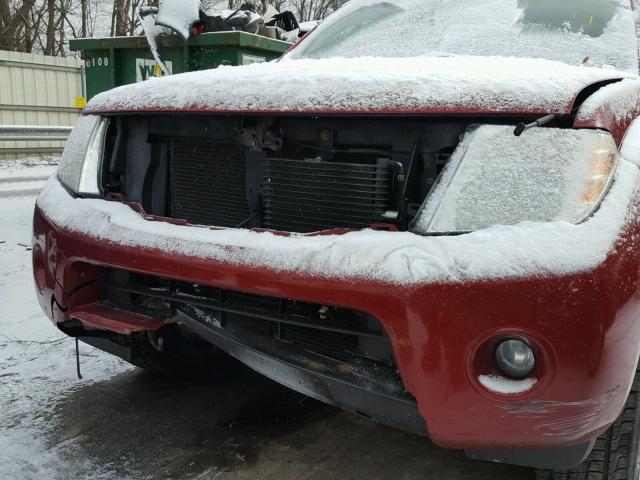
[69,31,291,53]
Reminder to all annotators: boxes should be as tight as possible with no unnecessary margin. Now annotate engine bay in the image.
[102,115,494,233]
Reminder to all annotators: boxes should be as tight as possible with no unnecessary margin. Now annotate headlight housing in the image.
[57,115,108,196]
[413,125,619,235]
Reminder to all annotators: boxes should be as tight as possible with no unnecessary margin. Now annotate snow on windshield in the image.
[289,0,639,73]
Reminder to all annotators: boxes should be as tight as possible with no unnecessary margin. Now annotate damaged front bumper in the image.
[32,176,640,469]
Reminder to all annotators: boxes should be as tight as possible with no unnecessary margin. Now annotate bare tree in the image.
[112,0,124,36]
[111,0,147,36]
[79,0,87,37]
[289,0,344,22]
[0,0,343,56]
[0,0,39,52]
[0,0,15,49]
[0,0,10,30]
[44,0,56,54]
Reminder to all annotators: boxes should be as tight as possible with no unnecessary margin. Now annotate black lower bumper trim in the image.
[176,311,428,436]
[465,439,596,470]
[79,336,134,364]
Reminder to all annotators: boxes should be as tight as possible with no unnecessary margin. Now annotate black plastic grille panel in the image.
[170,140,250,228]
[224,313,360,362]
[263,158,393,233]
[101,270,392,364]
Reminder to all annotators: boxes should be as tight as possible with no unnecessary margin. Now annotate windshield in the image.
[288,0,639,73]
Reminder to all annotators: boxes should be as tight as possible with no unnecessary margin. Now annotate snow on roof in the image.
[37,159,639,286]
[86,56,632,115]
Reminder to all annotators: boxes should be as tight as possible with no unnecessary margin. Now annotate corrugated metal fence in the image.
[0,50,83,160]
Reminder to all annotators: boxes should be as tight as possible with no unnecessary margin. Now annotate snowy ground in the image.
[0,158,532,480]
[0,158,133,479]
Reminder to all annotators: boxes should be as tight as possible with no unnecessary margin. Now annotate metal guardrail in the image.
[1,136,70,141]
[0,125,72,143]
[0,125,73,133]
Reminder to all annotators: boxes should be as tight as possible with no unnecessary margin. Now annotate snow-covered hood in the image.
[86,56,635,116]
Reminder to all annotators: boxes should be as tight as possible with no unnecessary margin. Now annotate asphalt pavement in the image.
[51,355,534,480]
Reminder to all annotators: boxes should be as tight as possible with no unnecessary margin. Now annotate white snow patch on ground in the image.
[0,160,132,479]
[0,156,60,171]
[86,56,632,115]
[478,375,538,395]
[38,159,639,285]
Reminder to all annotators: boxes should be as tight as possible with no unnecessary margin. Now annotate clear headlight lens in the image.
[413,125,619,234]
[57,115,108,196]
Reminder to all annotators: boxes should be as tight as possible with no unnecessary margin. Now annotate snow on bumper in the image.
[32,161,640,450]
[36,160,640,285]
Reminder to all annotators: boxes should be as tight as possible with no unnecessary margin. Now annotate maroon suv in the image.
[33,1,640,478]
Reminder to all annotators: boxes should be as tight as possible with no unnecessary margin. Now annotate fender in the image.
[574,79,640,144]
[621,118,640,165]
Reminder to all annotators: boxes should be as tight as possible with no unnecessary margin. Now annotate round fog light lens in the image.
[495,339,536,379]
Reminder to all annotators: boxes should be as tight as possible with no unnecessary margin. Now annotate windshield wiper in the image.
[514,114,556,136]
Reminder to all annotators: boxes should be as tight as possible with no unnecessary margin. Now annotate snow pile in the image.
[291,0,639,74]
[0,156,59,169]
[0,160,57,196]
[479,375,538,395]
[156,0,200,39]
[576,78,640,122]
[37,159,639,285]
[298,20,320,34]
[87,56,631,115]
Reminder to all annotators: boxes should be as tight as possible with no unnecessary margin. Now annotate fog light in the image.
[495,339,536,379]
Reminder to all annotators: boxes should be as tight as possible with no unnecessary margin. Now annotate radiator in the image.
[170,139,394,233]
[170,139,250,228]
[263,158,393,233]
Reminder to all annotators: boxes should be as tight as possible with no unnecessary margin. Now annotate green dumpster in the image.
[69,32,291,101]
